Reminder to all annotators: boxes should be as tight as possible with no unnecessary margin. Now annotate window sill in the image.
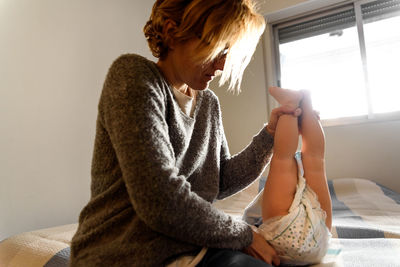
[321,111,400,127]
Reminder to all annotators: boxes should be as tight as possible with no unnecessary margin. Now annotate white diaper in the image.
[245,152,331,266]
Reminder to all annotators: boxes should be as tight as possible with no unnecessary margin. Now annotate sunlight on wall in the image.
[280,27,366,119]
[365,15,400,114]
[279,15,400,120]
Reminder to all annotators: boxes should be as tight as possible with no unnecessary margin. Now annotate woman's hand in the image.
[266,106,302,137]
[243,230,280,266]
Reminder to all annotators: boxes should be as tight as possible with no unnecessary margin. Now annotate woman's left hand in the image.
[243,230,280,266]
[266,106,302,137]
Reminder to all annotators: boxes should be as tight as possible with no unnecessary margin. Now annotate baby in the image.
[244,87,332,266]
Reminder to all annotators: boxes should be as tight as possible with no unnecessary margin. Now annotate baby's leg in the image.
[262,87,302,221]
[262,115,299,220]
[300,91,332,229]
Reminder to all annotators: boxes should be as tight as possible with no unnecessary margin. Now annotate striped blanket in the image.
[0,224,74,267]
[316,178,400,267]
[0,178,399,266]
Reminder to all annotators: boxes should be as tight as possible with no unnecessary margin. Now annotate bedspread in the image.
[315,178,400,266]
[0,178,399,266]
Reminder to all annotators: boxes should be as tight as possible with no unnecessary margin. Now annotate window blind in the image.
[362,0,400,21]
[277,0,400,44]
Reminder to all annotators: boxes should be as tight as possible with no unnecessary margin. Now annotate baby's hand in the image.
[266,106,302,137]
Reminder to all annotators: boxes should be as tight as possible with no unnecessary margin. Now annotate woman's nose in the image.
[213,55,226,71]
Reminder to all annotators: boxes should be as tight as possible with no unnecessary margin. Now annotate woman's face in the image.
[168,38,227,91]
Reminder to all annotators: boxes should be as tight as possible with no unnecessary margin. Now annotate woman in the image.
[70,0,297,266]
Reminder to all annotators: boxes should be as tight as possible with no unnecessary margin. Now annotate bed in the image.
[1,178,400,266]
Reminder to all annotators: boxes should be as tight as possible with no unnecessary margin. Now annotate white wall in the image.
[215,0,400,193]
[212,41,269,156]
[0,0,154,240]
[324,120,400,191]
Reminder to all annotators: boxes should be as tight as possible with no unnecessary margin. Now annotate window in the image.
[273,0,400,125]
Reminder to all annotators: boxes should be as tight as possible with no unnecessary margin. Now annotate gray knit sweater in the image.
[69,54,274,267]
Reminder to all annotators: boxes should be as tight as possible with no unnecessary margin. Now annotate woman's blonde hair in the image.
[144,0,265,93]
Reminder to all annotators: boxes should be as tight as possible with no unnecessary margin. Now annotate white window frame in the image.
[266,0,400,127]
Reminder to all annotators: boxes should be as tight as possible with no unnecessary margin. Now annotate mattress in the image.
[1,178,399,266]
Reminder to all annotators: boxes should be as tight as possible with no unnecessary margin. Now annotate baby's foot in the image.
[269,86,303,110]
[298,90,320,134]
[299,90,315,115]
[301,90,312,107]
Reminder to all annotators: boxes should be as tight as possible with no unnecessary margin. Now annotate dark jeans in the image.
[196,248,274,267]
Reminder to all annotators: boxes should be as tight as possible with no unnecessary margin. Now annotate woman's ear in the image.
[163,19,178,50]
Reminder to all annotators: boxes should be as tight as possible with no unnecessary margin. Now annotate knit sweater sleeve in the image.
[217,106,274,199]
[99,55,252,250]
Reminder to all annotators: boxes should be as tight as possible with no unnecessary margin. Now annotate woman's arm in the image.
[218,122,274,199]
[100,55,253,250]
[218,104,301,199]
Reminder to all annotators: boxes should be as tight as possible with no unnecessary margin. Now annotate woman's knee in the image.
[226,252,270,267]
[199,249,273,267]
